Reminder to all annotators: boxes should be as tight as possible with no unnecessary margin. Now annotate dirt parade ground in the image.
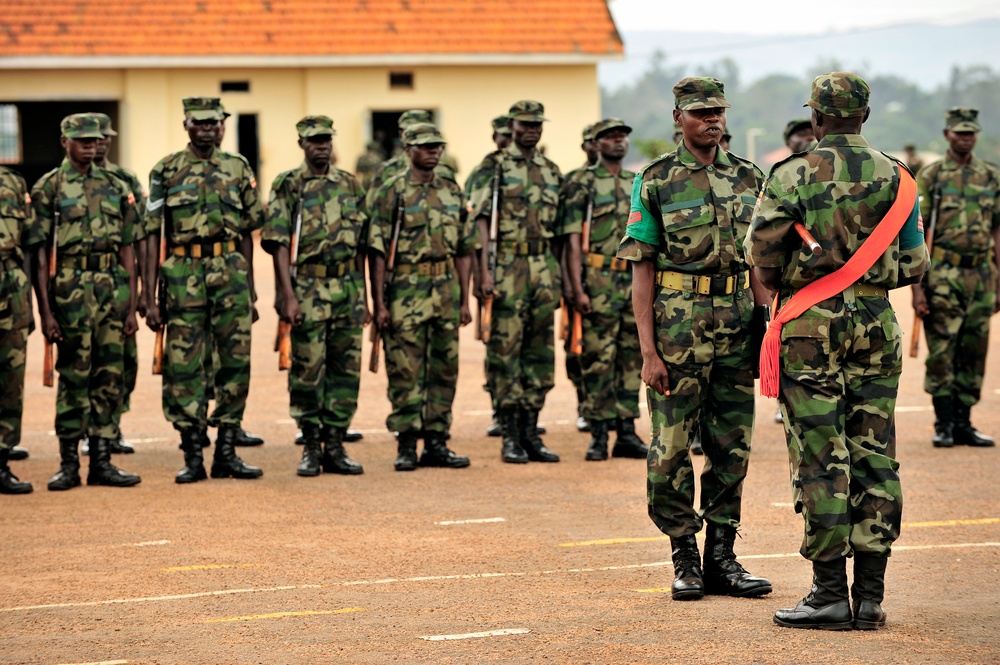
[1,243,998,665]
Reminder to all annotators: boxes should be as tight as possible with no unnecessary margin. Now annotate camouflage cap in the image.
[508,100,548,122]
[591,117,632,140]
[673,77,731,110]
[402,122,446,147]
[491,114,512,135]
[582,123,598,143]
[946,107,980,133]
[783,118,813,142]
[183,97,224,121]
[60,113,105,140]
[296,115,336,138]
[804,72,869,118]
[90,112,117,137]
[398,110,433,130]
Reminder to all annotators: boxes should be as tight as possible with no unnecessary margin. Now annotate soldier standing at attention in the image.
[913,108,999,449]
[747,73,927,630]
[144,97,263,483]
[562,118,647,461]
[263,116,367,477]
[31,113,143,491]
[369,122,475,471]
[0,165,36,494]
[784,118,816,154]
[617,78,772,601]
[475,100,563,464]
[356,141,386,191]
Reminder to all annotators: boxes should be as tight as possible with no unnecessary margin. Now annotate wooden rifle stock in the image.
[568,189,593,357]
[369,193,404,373]
[151,217,167,375]
[480,163,501,343]
[909,183,941,358]
[43,175,60,388]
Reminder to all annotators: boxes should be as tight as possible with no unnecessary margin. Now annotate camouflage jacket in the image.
[916,152,1000,253]
[471,144,564,242]
[559,162,635,258]
[102,160,146,218]
[0,166,35,259]
[463,149,502,197]
[262,162,371,266]
[30,159,144,254]
[745,133,927,290]
[365,152,457,213]
[145,145,263,244]
[617,141,761,275]
[368,169,477,264]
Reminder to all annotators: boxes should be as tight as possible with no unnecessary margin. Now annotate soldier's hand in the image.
[574,292,593,315]
[41,314,62,343]
[124,312,139,336]
[481,274,495,297]
[642,355,670,396]
[374,305,391,332]
[137,300,148,318]
[280,298,303,327]
[459,303,472,327]
[146,304,162,331]
[912,286,929,318]
[363,304,372,327]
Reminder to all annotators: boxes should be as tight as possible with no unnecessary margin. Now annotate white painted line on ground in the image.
[461,410,493,417]
[5,542,997,614]
[204,608,363,623]
[123,540,170,548]
[895,405,933,413]
[435,518,506,526]
[161,563,257,573]
[127,437,170,444]
[420,628,530,641]
[772,502,794,508]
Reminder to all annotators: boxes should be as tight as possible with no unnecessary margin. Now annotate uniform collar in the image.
[942,151,985,173]
[590,161,630,179]
[185,144,222,165]
[298,161,339,182]
[676,140,732,171]
[405,168,443,188]
[505,143,546,166]
[816,133,870,149]
[60,158,102,183]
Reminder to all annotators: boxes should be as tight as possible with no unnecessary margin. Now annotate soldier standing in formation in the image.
[144,97,263,483]
[263,115,367,477]
[561,117,647,461]
[0,165,36,493]
[475,100,563,465]
[784,118,816,154]
[32,113,143,491]
[747,73,928,630]
[913,107,999,449]
[369,122,475,471]
[617,78,772,601]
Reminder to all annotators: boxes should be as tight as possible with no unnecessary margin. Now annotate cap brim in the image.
[65,131,106,139]
[406,139,446,147]
[678,99,731,111]
[510,115,548,122]
[595,124,633,139]
[949,122,980,133]
[186,110,223,121]
[300,130,336,138]
[101,128,118,137]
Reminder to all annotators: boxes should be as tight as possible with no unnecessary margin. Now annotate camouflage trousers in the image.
[922,261,995,405]
[0,262,30,451]
[113,332,138,426]
[53,266,130,440]
[384,272,460,435]
[647,286,755,537]
[580,269,640,422]
[562,307,583,403]
[486,253,560,410]
[778,289,903,562]
[162,252,251,431]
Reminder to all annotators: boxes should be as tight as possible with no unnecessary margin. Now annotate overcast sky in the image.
[607,0,1000,34]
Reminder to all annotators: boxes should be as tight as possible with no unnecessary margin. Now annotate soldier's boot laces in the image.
[0,448,32,494]
[394,431,419,472]
[210,427,263,479]
[8,446,29,461]
[612,418,649,459]
[87,437,141,487]
[419,434,470,468]
[520,408,559,463]
[234,427,265,447]
[296,425,323,477]
[670,535,705,601]
[953,402,995,447]
[321,426,363,474]
[851,554,888,630]
[47,438,82,491]
[176,429,207,484]
[702,524,772,597]
[585,419,610,461]
[773,559,853,630]
[931,395,955,448]
[500,407,528,464]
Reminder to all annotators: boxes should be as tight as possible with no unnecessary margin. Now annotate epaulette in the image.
[271,169,295,193]
[879,151,914,177]
[636,149,680,178]
[220,150,253,170]
[766,150,808,178]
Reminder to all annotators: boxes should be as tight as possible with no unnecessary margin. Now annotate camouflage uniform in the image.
[355,141,385,191]
[916,108,1000,437]
[369,123,477,467]
[747,73,928,630]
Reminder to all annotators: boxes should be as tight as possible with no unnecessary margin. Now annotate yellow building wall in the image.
[1,64,601,194]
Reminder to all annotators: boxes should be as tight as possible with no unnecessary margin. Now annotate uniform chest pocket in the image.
[221,186,244,212]
[536,187,560,228]
[731,195,758,247]
[100,196,124,219]
[659,197,714,265]
[587,201,620,244]
[0,199,26,220]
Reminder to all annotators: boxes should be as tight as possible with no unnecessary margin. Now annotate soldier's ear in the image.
[60,136,69,151]
[863,107,871,123]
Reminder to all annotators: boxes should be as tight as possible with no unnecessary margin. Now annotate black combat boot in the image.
[702,523,772,597]
[520,408,559,462]
[8,446,28,461]
[612,418,649,458]
[176,429,207,484]
[87,437,141,487]
[0,448,32,494]
[297,425,323,477]
[419,433,470,468]
[953,402,995,447]
[690,429,704,456]
[321,426,363,474]
[487,410,503,437]
[234,427,264,447]
[670,535,705,600]
[48,438,82,491]
[109,433,135,454]
[851,554,888,630]
[210,427,263,479]
[585,419,610,461]
[931,395,954,448]
[773,559,853,630]
[394,430,419,471]
[344,429,364,442]
[499,407,528,463]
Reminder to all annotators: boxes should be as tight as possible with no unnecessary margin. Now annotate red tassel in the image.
[759,323,783,398]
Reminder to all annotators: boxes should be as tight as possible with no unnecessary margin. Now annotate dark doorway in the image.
[237,114,260,176]
[0,100,118,188]
[370,109,436,162]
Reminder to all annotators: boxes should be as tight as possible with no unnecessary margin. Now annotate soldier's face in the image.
[300,135,333,168]
[493,133,511,151]
[95,136,111,162]
[582,139,599,165]
[214,120,226,147]
[945,130,977,156]
[787,128,816,153]
[596,130,629,161]
[407,143,444,171]
[186,118,219,149]
[675,107,726,150]
[62,137,97,165]
[512,120,543,150]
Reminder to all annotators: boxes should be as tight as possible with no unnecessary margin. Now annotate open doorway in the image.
[370,109,436,163]
[236,114,260,177]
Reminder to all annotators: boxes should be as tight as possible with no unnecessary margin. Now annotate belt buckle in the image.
[695,275,712,296]
[725,275,735,294]
[192,245,203,258]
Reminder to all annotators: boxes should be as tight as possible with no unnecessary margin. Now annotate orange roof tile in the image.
[0,0,622,59]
